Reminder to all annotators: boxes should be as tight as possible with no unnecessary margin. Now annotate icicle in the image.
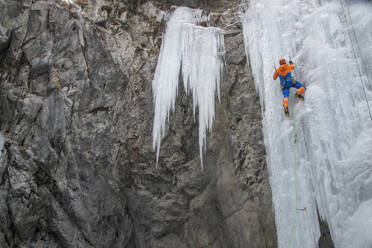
[152,7,225,168]
[181,24,224,169]
[152,7,196,164]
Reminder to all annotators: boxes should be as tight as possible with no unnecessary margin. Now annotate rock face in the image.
[0,0,277,247]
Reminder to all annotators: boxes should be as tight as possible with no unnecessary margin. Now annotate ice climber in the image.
[273,58,306,116]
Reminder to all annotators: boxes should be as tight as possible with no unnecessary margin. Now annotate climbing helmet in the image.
[279,58,286,65]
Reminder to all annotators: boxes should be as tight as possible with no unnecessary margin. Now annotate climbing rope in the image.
[287,55,302,248]
[287,108,298,248]
[339,0,372,121]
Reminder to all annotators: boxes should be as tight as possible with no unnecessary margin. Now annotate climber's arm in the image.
[273,70,279,80]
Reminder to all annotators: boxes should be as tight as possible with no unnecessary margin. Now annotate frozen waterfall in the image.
[152,7,224,168]
[243,0,372,247]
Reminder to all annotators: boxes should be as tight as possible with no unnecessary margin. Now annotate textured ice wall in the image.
[152,7,224,167]
[243,0,372,247]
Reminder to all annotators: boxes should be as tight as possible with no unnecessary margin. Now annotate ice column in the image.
[152,7,224,167]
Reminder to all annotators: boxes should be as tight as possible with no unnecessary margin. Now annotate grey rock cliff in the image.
[0,0,277,247]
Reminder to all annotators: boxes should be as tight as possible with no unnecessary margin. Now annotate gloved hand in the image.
[289,60,293,64]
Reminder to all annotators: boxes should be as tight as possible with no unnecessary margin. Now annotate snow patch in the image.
[62,0,74,4]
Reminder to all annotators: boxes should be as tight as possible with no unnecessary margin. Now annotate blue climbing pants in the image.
[282,80,306,98]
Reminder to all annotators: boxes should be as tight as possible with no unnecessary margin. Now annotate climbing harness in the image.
[339,0,372,121]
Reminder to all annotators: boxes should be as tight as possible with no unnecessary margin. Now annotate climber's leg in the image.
[282,88,290,116]
[294,81,306,101]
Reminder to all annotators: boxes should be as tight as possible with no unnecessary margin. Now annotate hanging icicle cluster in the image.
[152,7,225,168]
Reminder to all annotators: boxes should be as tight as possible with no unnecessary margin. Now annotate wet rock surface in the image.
[0,0,277,247]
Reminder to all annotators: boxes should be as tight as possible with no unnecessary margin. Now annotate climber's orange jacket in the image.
[273,63,295,80]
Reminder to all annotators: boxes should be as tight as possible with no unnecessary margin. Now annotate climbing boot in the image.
[295,92,305,101]
[283,97,290,116]
[284,106,290,117]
